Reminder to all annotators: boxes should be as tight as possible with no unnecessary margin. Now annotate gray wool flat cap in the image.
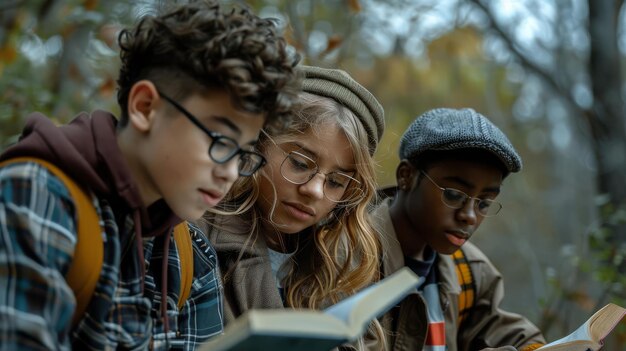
[399,108,522,173]
[298,65,385,155]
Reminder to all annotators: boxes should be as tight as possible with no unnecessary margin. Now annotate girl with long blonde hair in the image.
[200,65,386,349]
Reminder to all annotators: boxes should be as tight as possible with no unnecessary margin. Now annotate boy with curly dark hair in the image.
[0,1,299,350]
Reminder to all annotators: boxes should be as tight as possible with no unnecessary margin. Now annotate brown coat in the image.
[198,213,378,351]
[371,199,546,351]
[197,213,283,326]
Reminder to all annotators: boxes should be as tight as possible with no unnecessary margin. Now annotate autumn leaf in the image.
[347,0,361,12]
[99,78,116,97]
[68,63,82,80]
[320,35,343,57]
[0,45,18,64]
[84,0,100,11]
[283,28,304,51]
[98,24,122,50]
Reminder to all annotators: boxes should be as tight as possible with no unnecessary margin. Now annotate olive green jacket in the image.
[371,199,546,351]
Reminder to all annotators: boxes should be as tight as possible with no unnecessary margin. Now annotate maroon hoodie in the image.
[1,110,181,237]
[1,111,181,334]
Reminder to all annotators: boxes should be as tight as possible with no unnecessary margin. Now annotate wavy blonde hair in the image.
[210,91,385,349]
[271,93,380,306]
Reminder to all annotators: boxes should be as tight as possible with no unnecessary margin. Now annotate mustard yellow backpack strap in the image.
[453,247,475,326]
[173,221,194,310]
[0,157,103,327]
[452,249,546,351]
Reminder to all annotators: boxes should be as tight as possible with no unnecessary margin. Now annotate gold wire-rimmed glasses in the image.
[420,171,502,217]
[260,129,364,204]
[279,149,363,203]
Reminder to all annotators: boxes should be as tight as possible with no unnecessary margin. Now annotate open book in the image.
[537,303,626,351]
[199,267,421,351]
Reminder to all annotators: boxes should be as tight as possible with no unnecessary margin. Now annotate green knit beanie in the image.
[298,65,385,155]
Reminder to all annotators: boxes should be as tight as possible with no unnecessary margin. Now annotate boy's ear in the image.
[127,80,160,133]
[396,160,416,191]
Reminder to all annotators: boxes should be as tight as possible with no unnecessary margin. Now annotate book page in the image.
[588,303,626,341]
[323,282,378,324]
[323,267,422,338]
[538,321,592,349]
[246,310,348,336]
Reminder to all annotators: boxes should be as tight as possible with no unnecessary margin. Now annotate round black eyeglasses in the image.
[158,90,266,176]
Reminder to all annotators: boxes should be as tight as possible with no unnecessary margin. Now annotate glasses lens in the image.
[281,152,317,184]
[280,151,363,203]
[477,199,502,217]
[441,188,468,208]
[325,173,362,203]
[209,136,239,163]
[238,152,265,176]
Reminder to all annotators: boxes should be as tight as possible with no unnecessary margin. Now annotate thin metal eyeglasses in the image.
[277,146,363,204]
[420,171,502,217]
[158,90,266,176]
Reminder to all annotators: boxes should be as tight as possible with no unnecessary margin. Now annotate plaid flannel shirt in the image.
[0,161,223,350]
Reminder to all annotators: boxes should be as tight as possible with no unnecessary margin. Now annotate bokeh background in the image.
[2,0,626,348]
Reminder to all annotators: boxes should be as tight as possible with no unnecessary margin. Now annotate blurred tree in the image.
[465,0,626,343]
[2,0,625,348]
[475,0,626,213]
[0,0,164,147]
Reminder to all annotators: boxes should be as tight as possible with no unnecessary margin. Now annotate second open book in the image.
[199,267,422,351]
[537,302,626,351]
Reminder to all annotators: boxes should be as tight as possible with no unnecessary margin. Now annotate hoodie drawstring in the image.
[133,210,146,293]
[160,232,171,345]
[135,210,172,347]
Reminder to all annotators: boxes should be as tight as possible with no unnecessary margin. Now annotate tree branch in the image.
[467,0,586,117]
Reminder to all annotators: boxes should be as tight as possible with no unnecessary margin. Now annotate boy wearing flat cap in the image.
[372,108,546,351]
